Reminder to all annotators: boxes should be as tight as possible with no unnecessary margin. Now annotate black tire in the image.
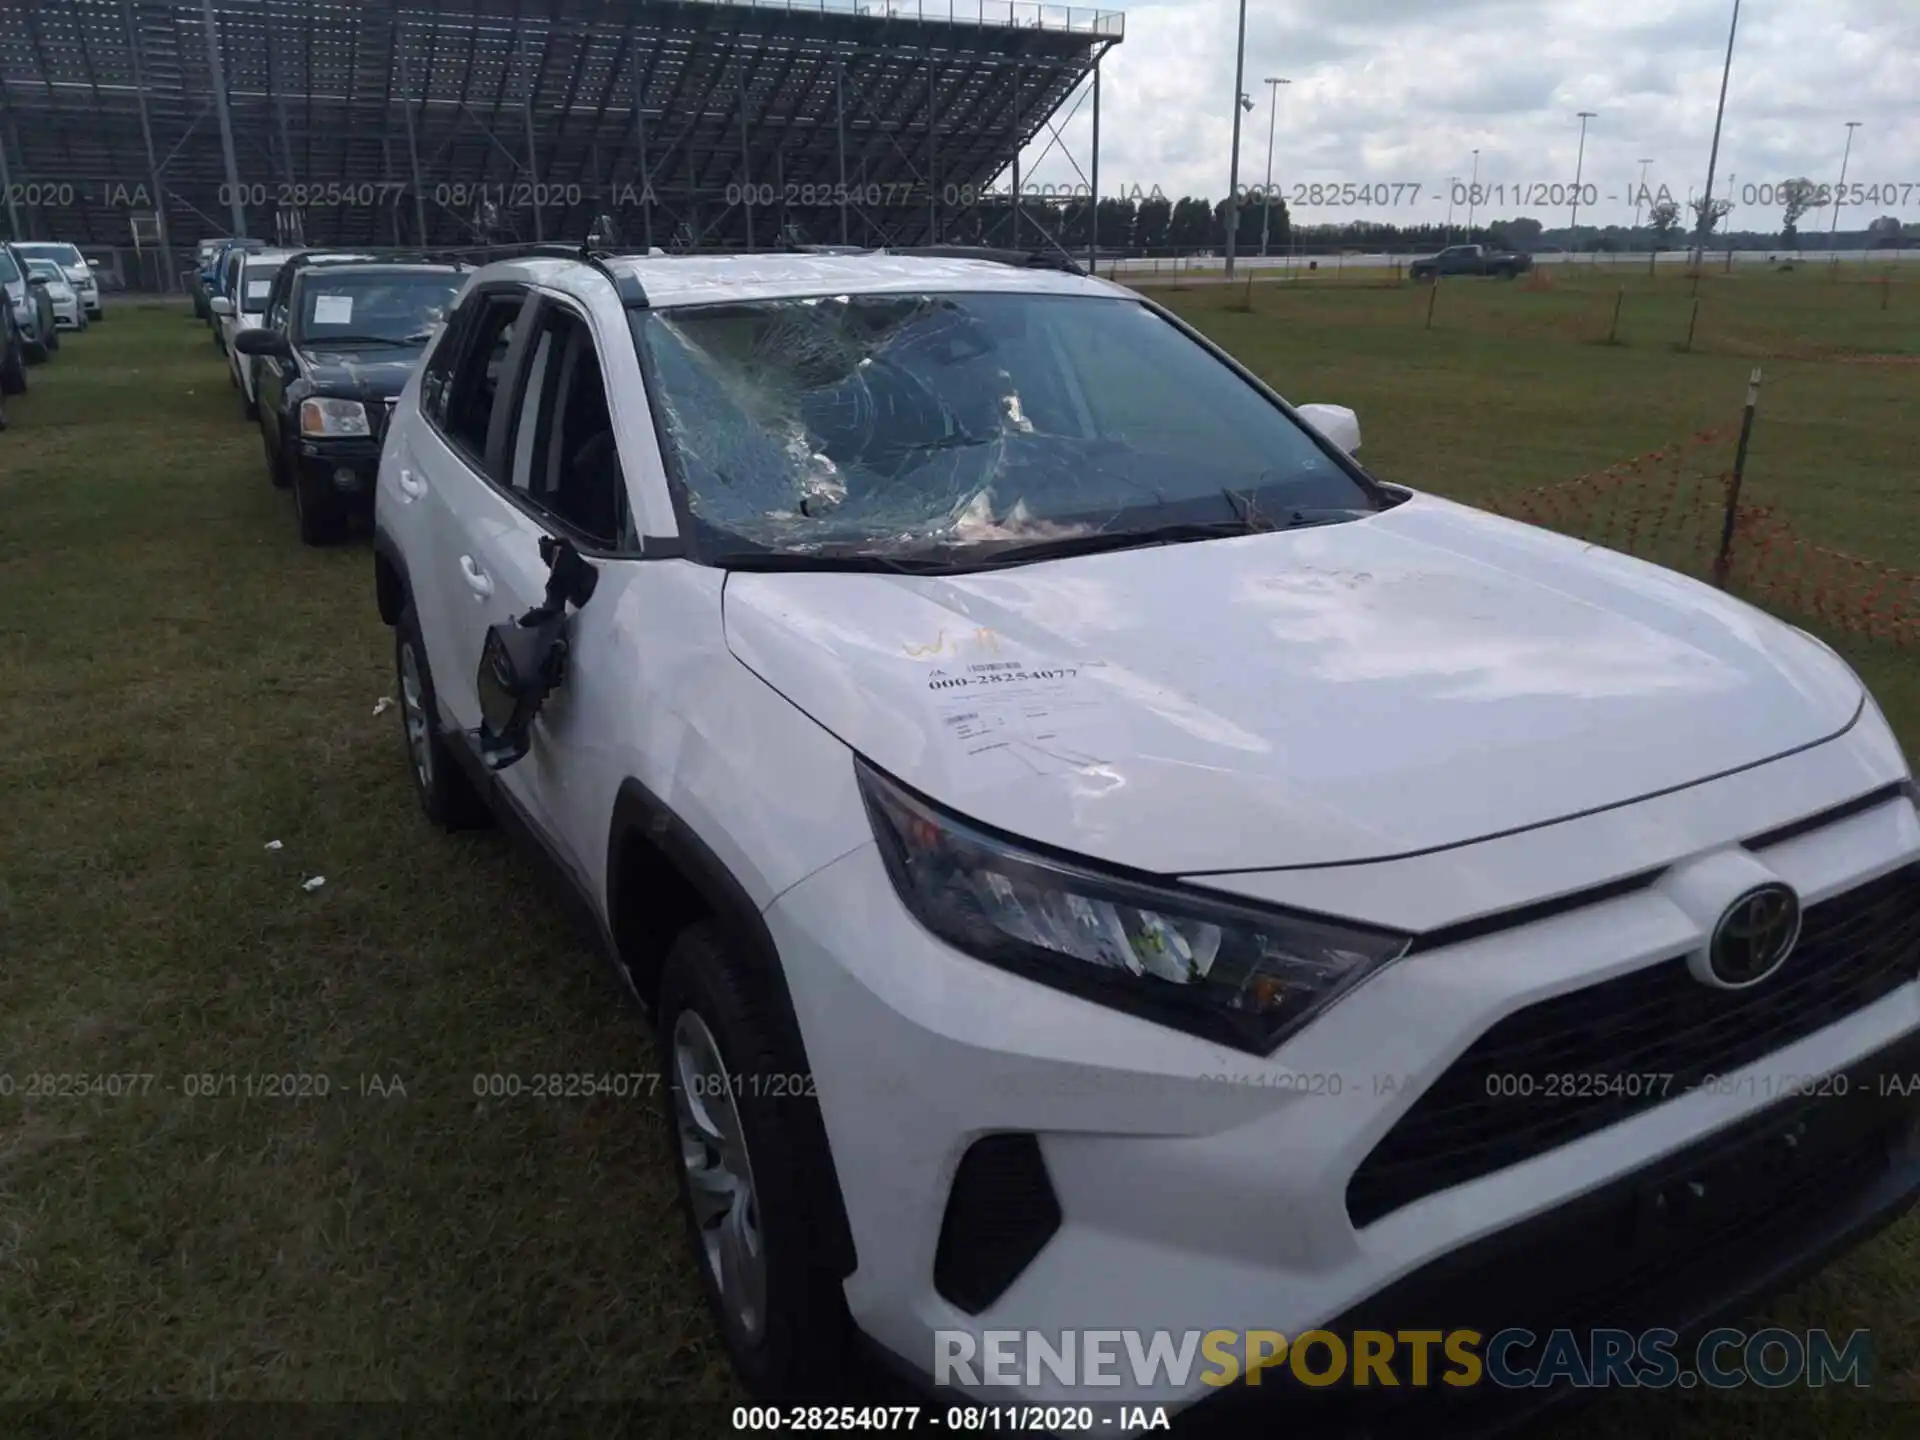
[393,604,491,830]
[292,453,350,545]
[264,427,292,489]
[243,389,259,421]
[1,338,26,395]
[90,308,104,323]
[656,922,857,1403]
[24,334,48,364]
[43,326,58,354]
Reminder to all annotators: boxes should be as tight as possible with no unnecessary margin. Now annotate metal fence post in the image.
[1713,367,1763,588]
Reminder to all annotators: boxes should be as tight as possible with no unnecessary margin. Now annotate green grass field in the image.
[0,280,1914,1436]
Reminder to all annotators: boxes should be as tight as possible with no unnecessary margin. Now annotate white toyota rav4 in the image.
[373,250,1920,1433]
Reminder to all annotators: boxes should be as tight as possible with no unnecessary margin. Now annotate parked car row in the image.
[0,238,101,403]
[195,242,471,543]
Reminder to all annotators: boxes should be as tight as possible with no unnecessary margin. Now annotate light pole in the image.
[1632,157,1653,238]
[1570,111,1596,244]
[1222,0,1251,279]
[1828,121,1862,254]
[1445,176,1460,240]
[1465,148,1481,238]
[1259,77,1290,257]
[1692,0,1742,266]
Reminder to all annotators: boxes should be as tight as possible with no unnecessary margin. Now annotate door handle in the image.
[396,467,426,500]
[459,555,493,598]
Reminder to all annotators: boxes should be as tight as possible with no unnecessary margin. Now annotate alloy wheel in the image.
[672,1008,768,1342]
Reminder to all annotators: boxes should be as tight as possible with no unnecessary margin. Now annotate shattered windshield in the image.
[631,292,1378,568]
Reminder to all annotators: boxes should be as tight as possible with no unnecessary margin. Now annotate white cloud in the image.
[1015,0,1920,225]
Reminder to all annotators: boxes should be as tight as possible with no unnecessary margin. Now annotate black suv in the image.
[236,254,470,544]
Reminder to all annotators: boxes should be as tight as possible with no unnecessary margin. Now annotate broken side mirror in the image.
[476,612,568,770]
[472,537,599,771]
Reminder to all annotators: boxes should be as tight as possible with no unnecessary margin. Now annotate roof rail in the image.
[282,246,470,269]
[879,244,1087,276]
[437,240,649,305]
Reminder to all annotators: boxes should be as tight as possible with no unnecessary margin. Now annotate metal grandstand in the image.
[0,0,1123,288]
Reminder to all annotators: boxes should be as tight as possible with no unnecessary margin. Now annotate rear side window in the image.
[436,291,525,469]
[0,252,19,283]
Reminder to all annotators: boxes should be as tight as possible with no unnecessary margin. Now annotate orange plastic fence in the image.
[1483,431,1919,648]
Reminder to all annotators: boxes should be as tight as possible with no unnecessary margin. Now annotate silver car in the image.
[23,258,84,331]
[0,245,57,361]
[11,240,103,321]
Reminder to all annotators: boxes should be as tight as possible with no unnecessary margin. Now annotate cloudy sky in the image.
[1014,0,1920,228]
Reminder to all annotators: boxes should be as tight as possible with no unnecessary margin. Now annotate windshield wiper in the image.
[705,508,1369,576]
[955,510,1364,570]
[711,549,953,575]
[305,334,409,348]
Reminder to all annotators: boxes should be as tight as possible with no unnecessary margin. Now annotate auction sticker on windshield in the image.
[923,654,1125,786]
[313,294,354,325]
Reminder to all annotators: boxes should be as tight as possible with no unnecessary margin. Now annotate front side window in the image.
[507,306,626,547]
[293,271,464,347]
[632,291,1377,568]
[0,251,23,284]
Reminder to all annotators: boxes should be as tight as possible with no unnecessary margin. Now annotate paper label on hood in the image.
[312,294,354,325]
[923,656,1125,785]
[246,280,273,299]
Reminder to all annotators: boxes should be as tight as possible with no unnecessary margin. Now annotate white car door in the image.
[428,288,648,887]
[399,282,537,736]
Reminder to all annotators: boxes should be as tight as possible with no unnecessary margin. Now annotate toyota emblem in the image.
[1704,883,1802,989]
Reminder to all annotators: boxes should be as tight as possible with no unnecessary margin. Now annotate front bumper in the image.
[764,740,1919,1425]
[1177,1032,1920,1437]
[294,436,383,499]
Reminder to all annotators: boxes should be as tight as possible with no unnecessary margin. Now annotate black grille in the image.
[933,1133,1062,1315]
[1348,861,1920,1227]
[1178,1040,1920,1440]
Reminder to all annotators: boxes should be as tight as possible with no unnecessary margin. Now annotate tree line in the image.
[935,187,1916,255]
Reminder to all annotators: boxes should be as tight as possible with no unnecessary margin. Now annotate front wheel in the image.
[291,454,350,546]
[43,325,58,354]
[394,605,490,830]
[657,923,857,1403]
[1,339,26,395]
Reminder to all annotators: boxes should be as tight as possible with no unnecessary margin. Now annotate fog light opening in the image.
[331,467,358,491]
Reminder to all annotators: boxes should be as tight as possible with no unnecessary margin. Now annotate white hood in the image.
[722,493,1863,874]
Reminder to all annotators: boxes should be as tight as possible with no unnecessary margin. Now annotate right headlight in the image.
[300,398,370,437]
[857,759,1411,1054]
